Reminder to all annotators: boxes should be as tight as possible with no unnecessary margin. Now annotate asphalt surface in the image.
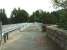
[1,23,62,50]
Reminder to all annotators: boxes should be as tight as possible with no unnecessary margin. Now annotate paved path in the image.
[1,23,62,50]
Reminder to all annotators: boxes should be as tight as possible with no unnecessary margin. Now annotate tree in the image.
[51,11,59,24]
[52,0,67,29]
[10,8,29,23]
[28,12,35,22]
[29,10,43,22]
[0,9,8,25]
[10,8,17,23]
[52,0,67,9]
[42,12,57,24]
[29,10,57,24]
[16,8,29,23]
[34,10,43,22]
[56,9,67,29]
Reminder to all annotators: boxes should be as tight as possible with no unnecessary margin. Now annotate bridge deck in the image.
[0,23,62,50]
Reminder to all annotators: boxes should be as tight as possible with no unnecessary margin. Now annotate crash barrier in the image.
[1,23,32,44]
[46,25,67,50]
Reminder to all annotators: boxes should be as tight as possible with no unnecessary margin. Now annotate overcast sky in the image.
[0,0,56,18]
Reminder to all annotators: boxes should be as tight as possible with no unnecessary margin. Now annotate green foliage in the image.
[42,12,57,24]
[29,10,43,22]
[29,10,57,24]
[49,9,67,30]
[10,8,29,23]
[34,10,43,22]
[0,9,8,25]
[10,8,17,23]
[52,0,67,9]
[56,9,67,29]
[28,12,35,22]
[52,0,67,29]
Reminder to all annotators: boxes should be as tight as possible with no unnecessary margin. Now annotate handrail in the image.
[2,23,32,36]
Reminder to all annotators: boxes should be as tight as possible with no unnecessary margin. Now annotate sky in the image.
[0,0,56,18]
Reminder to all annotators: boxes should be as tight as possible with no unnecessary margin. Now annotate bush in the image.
[57,9,67,30]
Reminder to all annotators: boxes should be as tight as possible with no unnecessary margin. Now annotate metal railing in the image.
[0,23,32,44]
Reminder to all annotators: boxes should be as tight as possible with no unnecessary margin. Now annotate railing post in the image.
[3,34,6,43]
[6,33,8,40]
[0,21,2,46]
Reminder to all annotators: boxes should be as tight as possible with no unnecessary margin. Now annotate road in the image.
[1,23,62,50]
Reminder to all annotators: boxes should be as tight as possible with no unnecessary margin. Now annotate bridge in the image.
[0,23,64,50]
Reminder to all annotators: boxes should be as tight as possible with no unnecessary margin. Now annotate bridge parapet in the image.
[46,25,67,50]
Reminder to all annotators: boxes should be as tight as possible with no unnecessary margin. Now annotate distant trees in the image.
[29,10,44,23]
[28,12,35,22]
[10,8,29,23]
[29,10,47,23]
[0,9,8,25]
[56,9,67,29]
[52,0,67,29]
[0,8,29,24]
[10,8,17,24]
[0,8,59,25]
[42,12,57,24]
[29,9,57,24]
[33,10,43,22]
